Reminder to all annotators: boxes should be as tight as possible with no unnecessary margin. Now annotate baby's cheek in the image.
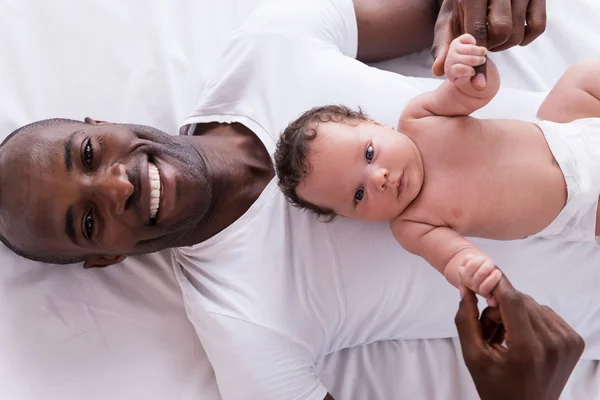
[369,197,402,222]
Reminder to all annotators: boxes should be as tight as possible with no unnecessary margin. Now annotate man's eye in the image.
[365,145,374,163]
[354,188,364,203]
[84,212,94,240]
[83,139,93,168]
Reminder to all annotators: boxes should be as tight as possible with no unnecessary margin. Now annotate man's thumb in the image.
[431,43,449,76]
[431,2,454,77]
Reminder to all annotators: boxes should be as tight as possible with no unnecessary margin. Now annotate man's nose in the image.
[95,163,133,216]
[369,167,389,192]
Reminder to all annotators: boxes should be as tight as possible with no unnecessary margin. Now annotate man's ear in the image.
[83,255,127,269]
[84,117,111,126]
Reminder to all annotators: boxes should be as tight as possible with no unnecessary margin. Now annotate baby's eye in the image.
[354,188,364,203]
[365,145,374,163]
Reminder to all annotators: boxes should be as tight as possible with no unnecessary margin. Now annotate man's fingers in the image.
[492,276,536,349]
[451,0,464,41]
[455,286,487,362]
[521,296,554,344]
[541,305,585,357]
[548,306,577,338]
[479,306,503,343]
[432,44,450,77]
[491,0,528,51]
[431,0,455,76]
[487,0,513,50]
[521,0,547,46]
[460,0,487,78]
[461,0,489,48]
[490,322,506,346]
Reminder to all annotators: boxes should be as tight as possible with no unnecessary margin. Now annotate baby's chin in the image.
[351,209,405,223]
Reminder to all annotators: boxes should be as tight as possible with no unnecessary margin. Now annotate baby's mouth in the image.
[396,173,404,199]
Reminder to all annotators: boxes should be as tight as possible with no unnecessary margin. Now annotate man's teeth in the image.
[148,162,161,220]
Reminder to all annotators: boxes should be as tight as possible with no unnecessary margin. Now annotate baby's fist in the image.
[458,254,502,306]
[445,34,488,88]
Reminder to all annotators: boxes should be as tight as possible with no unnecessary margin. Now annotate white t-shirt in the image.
[171,0,600,399]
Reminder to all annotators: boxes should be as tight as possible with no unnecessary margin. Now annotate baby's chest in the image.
[404,173,502,234]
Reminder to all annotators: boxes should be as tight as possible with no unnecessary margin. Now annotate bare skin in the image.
[0,0,555,399]
[456,274,585,400]
[394,36,600,299]
[298,34,600,306]
[0,0,446,268]
[297,34,600,310]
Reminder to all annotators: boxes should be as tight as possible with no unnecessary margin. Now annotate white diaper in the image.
[534,118,600,243]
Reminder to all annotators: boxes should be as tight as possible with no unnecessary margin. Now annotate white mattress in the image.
[1,0,600,399]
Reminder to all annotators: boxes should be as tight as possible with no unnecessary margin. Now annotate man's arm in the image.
[353,0,439,62]
[354,0,547,66]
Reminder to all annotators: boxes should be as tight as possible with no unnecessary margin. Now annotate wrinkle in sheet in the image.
[82,299,113,356]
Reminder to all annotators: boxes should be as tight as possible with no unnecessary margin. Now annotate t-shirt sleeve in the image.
[201,313,328,400]
[241,0,358,58]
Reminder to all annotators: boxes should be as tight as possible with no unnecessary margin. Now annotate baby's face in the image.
[297,120,424,222]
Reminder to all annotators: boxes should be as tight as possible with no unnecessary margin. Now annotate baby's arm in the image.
[391,219,502,304]
[399,34,500,123]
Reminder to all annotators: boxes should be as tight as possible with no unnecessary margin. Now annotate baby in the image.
[274,33,600,303]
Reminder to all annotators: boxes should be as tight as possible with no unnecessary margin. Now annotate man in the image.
[0,0,586,398]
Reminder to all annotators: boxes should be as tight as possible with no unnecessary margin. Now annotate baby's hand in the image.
[458,254,502,307]
[445,33,488,90]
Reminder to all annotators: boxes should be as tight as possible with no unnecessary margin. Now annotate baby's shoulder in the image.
[402,115,483,145]
[390,211,447,249]
[393,200,444,229]
[419,114,477,129]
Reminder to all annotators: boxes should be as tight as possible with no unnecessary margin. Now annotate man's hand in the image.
[432,0,547,77]
[455,275,585,400]
[457,253,501,306]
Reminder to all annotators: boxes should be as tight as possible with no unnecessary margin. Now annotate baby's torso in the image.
[399,116,567,240]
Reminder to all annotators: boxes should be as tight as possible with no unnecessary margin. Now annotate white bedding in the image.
[1,0,600,399]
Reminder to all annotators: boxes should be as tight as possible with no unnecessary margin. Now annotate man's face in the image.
[0,119,212,266]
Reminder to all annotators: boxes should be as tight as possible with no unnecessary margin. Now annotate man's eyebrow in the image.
[64,131,77,171]
[65,205,77,245]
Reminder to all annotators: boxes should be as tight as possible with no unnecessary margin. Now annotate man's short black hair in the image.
[0,118,87,265]
[1,118,83,147]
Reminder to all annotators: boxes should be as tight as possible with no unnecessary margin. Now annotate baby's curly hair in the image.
[274,104,369,221]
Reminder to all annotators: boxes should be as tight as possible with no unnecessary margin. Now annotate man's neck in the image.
[181,122,274,244]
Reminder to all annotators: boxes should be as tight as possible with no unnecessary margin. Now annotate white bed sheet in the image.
[1,0,600,399]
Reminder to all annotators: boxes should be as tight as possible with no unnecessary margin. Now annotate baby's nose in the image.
[371,168,389,192]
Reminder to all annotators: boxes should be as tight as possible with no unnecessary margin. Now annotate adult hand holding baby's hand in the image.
[455,275,585,400]
[458,254,501,306]
[432,0,547,77]
[444,34,489,90]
